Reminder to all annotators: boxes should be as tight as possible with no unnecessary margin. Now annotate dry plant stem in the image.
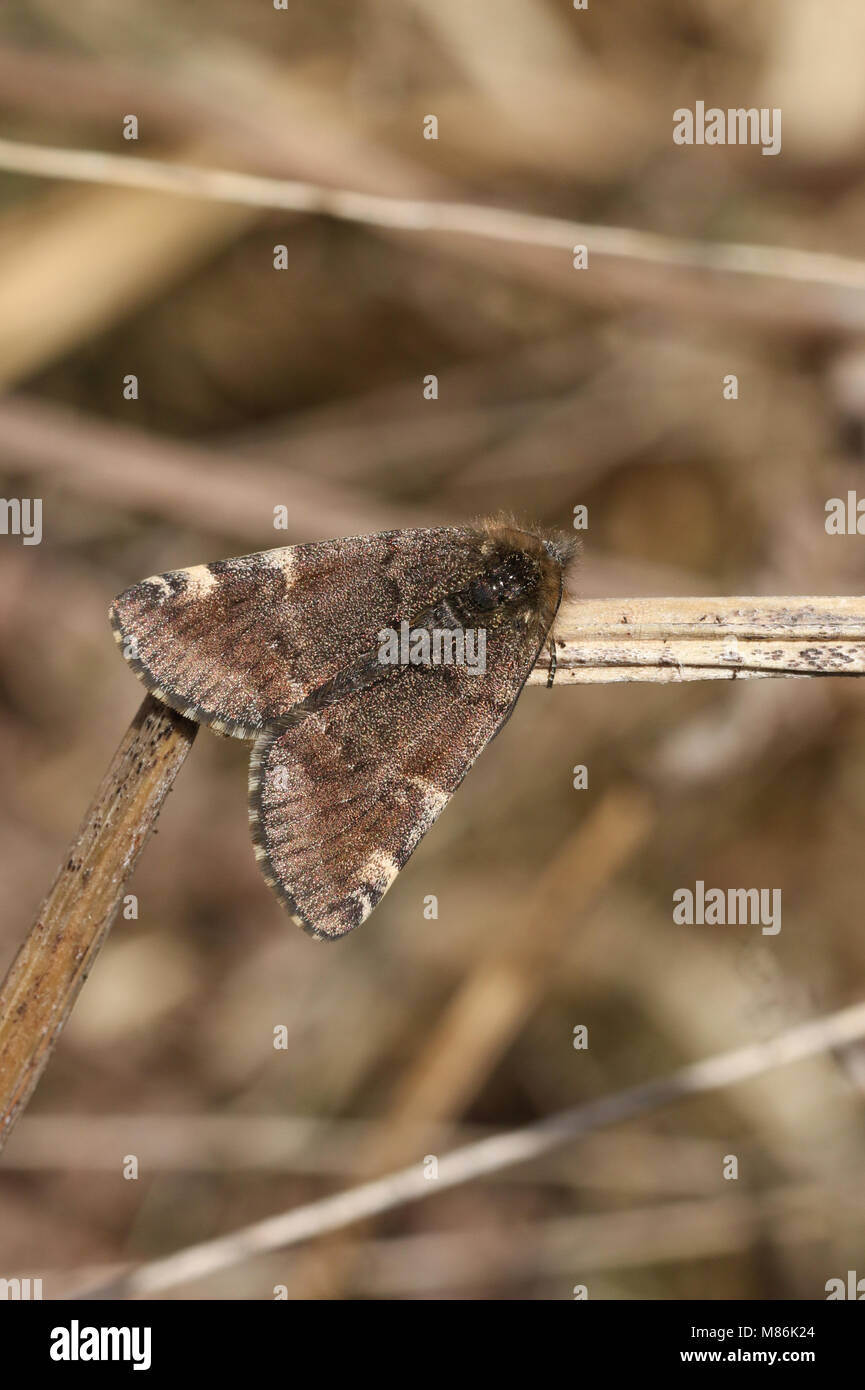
[2,138,865,298]
[78,999,865,1300]
[0,697,197,1155]
[531,595,865,684]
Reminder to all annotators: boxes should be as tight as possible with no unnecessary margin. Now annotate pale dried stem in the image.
[531,595,865,684]
[1,137,864,297]
[77,1000,865,1299]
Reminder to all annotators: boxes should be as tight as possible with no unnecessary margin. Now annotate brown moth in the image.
[110,519,578,940]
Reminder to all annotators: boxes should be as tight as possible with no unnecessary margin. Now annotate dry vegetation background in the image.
[2,0,865,1300]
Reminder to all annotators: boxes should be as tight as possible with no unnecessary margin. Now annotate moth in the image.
[110,519,578,940]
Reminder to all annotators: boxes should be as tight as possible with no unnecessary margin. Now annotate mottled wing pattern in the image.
[249,625,546,939]
[110,528,483,736]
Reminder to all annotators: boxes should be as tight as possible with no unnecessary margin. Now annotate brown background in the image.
[1,0,864,1299]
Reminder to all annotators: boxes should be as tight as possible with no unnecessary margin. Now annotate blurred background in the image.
[1,0,865,1300]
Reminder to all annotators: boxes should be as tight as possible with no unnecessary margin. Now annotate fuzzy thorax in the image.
[473,517,579,645]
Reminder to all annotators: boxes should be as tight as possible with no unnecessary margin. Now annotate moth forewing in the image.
[110,520,578,937]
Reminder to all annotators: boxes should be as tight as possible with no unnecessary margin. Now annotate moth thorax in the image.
[467,552,538,612]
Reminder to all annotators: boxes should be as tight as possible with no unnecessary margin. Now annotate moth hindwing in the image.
[110,521,577,938]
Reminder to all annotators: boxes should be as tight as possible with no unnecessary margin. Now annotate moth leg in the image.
[546,636,558,688]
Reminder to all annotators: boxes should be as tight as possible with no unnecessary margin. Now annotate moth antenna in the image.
[547,636,558,688]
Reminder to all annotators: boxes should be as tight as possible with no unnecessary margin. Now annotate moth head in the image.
[472,516,579,642]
